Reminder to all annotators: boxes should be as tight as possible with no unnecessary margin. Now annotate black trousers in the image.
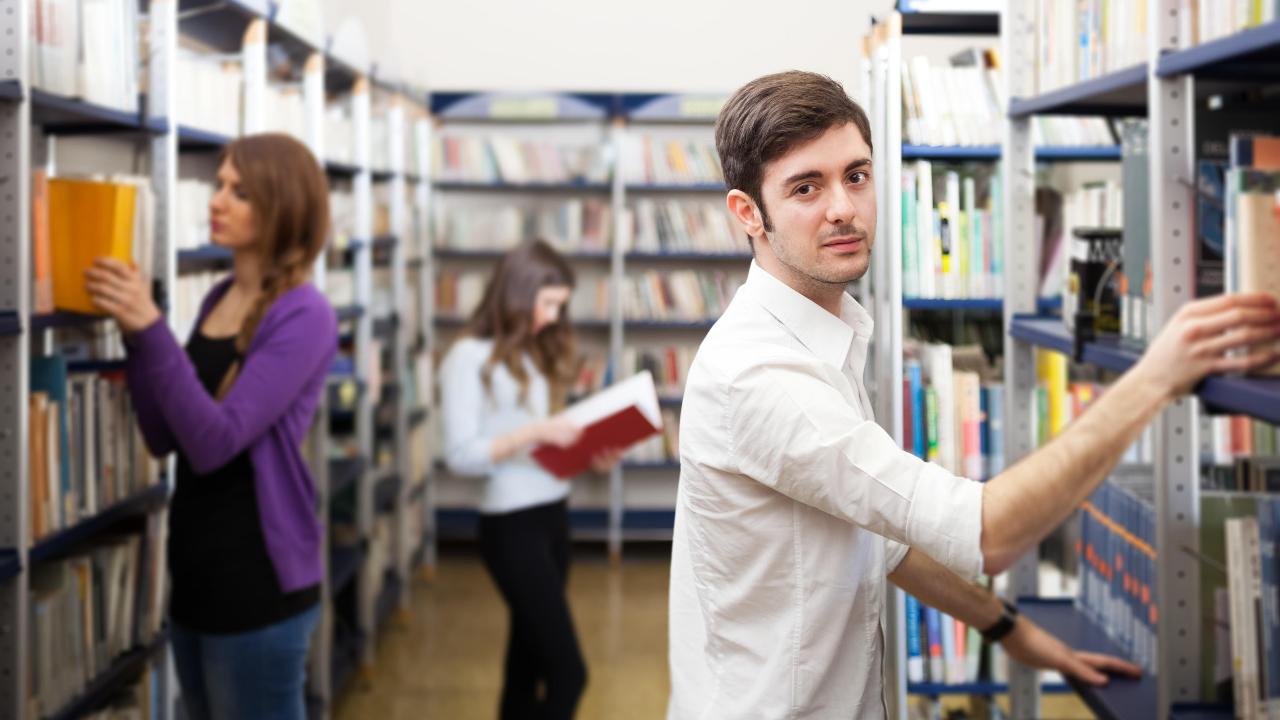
[479,499,587,720]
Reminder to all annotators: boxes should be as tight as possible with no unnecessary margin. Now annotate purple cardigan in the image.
[126,278,337,592]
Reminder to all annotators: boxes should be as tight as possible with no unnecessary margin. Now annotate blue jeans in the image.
[171,605,320,720]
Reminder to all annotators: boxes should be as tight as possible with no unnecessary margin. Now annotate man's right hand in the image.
[1134,292,1280,400]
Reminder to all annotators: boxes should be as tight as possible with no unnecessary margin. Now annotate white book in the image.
[1228,516,1264,720]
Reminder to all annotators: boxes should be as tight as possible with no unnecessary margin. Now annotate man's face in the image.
[755,122,876,287]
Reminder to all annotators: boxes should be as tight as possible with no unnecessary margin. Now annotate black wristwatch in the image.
[980,598,1019,643]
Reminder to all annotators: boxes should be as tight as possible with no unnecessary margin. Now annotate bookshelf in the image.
[0,2,432,719]
[863,9,1133,718]
[999,4,1280,719]
[427,91,741,560]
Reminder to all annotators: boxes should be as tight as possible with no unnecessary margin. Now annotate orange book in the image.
[29,393,47,543]
[48,177,136,314]
[31,170,53,314]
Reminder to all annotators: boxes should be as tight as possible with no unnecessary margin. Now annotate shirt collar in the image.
[744,260,873,369]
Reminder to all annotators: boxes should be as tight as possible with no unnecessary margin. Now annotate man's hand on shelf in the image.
[1133,292,1280,399]
[1000,616,1142,686]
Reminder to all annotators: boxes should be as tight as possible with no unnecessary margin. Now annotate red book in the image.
[531,371,663,479]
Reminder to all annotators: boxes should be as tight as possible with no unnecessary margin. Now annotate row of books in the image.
[174,179,213,253]
[900,162,1004,300]
[171,271,222,344]
[1033,0,1149,97]
[433,136,610,185]
[621,270,745,323]
[31,0,141,113]
[260,84,306,145]
[435,199,612,252]
[1204,415,1280,467]
[1224,135,1280,376]
[1226,497,1280,718]
[620,136,723,186]
[904,593,993,685]
[625,408,681,464]
[175,51,242,139]
[29,356,162,547]
[1037,179,1123,300]
[1190,0,1280,47]
[1077,479,1158,674]
[31,172,156,316]
[902,49,1117,148]
[902,342,1002,482]
[28,521,167,718]
[434,270,611,323]
[623,345,697,399]
[627,199,743,256]
[1035,1,1278,96]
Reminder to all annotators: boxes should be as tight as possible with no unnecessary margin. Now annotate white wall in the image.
[323,0,954,95]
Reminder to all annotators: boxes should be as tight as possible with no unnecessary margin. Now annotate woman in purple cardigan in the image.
[85,133,337,720]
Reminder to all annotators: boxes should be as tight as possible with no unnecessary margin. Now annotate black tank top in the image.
[167,331,320,634]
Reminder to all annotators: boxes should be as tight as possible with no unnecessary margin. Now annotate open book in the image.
[531,371,663,479]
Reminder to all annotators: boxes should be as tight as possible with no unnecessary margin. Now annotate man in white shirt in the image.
[667,70,1280,719]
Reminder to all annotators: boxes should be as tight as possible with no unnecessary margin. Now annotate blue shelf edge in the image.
[335,305,365,322]
[30,482,169,565]
[626,183,727,192]
[1008,63,1149,118]
[436,508,676,539]
[67,358,127,373]
[30,88,168,134]
[434,180,613,192]
[1156,20,1280,78]
[0,311,22,336]
[1009,314,1280,423]
[905,297,1063,312]
[902,145,1121,161]
[31,311,111,331]
[0,79,23,102]
[47,627,171,720]
[0,549,20,583]
[625,251,753,262]
[177,125,234,149]
[435,247,612,260]
[907,681,1071,696]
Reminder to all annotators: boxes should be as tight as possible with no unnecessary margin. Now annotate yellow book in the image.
[48,178,136,314]
[1036,349,1070,437]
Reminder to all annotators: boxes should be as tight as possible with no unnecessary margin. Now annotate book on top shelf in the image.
[531,371,663,479]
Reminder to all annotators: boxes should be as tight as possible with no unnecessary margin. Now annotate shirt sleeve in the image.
[726,359,985,581]
[126,298,337,475]
[884,538,911,575]
[125,336,178,457]
[439,341,497,477]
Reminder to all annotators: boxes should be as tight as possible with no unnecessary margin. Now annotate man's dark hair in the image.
[715,71,873,250]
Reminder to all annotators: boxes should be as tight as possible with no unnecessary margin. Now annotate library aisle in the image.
[9,0,1280,718]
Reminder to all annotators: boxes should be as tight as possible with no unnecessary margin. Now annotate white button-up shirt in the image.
[668,261,985,719]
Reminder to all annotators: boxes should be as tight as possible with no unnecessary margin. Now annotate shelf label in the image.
[489,97,559,119]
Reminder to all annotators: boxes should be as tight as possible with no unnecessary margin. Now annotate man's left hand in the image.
[1001,615,1142,685]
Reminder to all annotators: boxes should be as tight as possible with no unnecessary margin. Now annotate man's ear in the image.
[726,189,765,241]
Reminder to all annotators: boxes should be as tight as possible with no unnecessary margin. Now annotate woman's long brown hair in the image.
[215,133,330,398]
[466,239,579,410]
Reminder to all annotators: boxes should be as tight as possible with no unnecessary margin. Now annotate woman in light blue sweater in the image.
[439,239,620,720]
